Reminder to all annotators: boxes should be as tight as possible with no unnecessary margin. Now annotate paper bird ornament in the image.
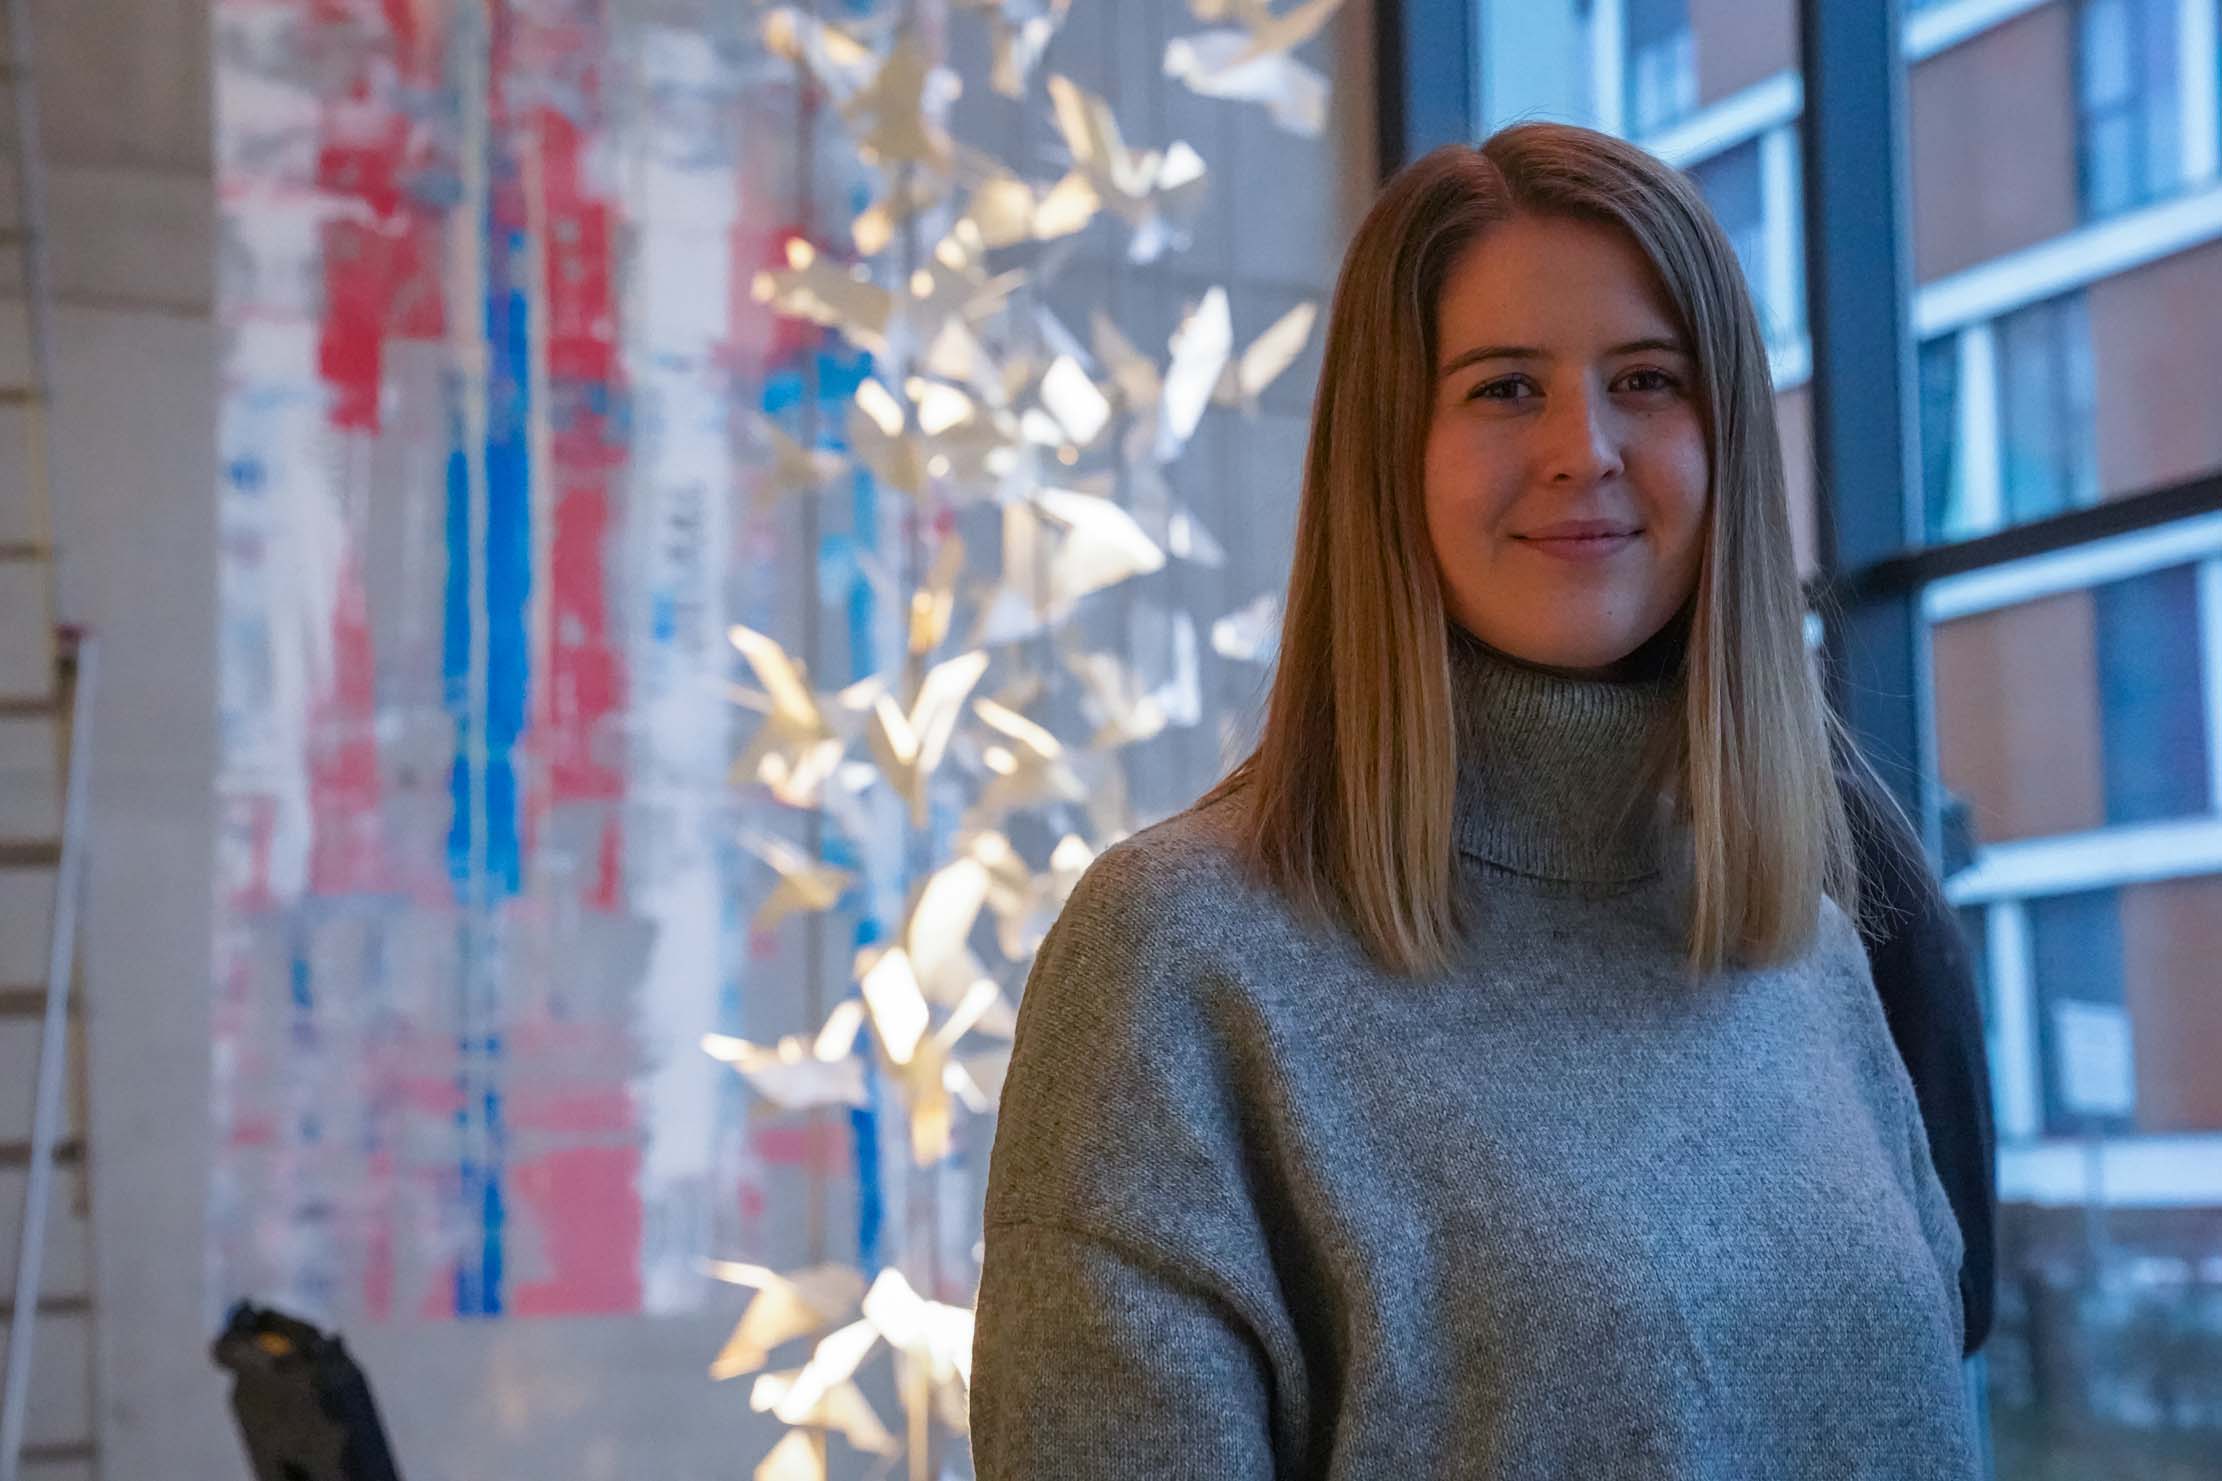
[1163,0,1346,135]
[739,829,856,932]
[1045,74,1210,263]
[701,999,870,1111]
[748,413,851,510]
[865,648,990,823]
[727,624,875,808]
[1212,590,1283,662]
[704,1260,869,1380]
[750,237,895,358]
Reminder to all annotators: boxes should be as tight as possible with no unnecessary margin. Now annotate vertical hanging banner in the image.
[212,0,751,1323]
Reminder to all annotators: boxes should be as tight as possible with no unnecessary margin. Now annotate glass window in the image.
[1931,547,2222,1469]
[1995,292,2097,526]
[2075,0,2184,219]
[1686,134,1806,350]
[1918,333,1962,544]
[1956,902,1994,1024]
[1626,0,1698,135]
[1478,0,1599,134]
[1889,0,2222,1467]
[2026,888,2136,1137]
[2093,564,2210,827]
[1690,139,1766,308]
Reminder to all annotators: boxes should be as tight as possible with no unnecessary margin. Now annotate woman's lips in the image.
[1515,532,1638,562]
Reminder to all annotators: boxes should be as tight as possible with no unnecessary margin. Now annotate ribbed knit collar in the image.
[1447,616,1684,885]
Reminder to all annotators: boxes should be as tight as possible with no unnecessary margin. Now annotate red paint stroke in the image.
[363,1147,397,1322]
[752,1120,852,1175]
[307,553,390,894]
[506,1143,644,1315]
[591,812,622,911]
[540,480,624,803]
[729,222,823,378]
[506,1080,632,1139]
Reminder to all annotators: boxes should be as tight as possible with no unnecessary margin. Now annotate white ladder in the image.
[0,0,97,1468]
[0,636,93,1481]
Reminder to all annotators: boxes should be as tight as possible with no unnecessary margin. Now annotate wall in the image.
[22,0,236,1473]
[2089,236,2222,499]
[1908,2,2079,284]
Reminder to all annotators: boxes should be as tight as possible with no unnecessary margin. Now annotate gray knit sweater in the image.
[970,628,1978,1479]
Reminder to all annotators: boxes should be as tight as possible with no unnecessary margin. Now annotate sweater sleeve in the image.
[1838,762,1999,1356]
[969,843,1301,1479]
[970,1219,1279,1478]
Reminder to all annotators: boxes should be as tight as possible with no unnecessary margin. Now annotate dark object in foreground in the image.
[211,1301,404,1481]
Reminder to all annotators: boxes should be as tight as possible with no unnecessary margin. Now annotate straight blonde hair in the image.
[1203,124,1895,979]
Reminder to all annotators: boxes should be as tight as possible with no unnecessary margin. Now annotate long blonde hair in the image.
[1203,123,1877,979]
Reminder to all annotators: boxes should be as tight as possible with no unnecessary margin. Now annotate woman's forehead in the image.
[1436,218,1684,351]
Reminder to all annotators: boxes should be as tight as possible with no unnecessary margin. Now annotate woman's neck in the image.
[1445,617,1683,886]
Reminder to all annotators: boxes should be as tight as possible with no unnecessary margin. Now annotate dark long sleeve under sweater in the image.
[972,627,1981,1478]
[1838,758,1998,1357]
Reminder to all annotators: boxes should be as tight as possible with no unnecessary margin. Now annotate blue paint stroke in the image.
[443,231,532,900]
[439,212,533,1318]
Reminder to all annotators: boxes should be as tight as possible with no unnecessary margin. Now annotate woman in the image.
[970,124,1982,1478]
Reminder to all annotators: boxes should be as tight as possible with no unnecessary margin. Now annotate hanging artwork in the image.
[213,0,758,1320]
[697,2,1341,1476]
[210,7,1342,1476]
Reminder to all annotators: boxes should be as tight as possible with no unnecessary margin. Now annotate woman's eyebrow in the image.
[1438,336,1690,377]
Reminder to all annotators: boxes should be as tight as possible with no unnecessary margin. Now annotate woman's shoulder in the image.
[990,794,1287,1233]
[1059,790,1269,949]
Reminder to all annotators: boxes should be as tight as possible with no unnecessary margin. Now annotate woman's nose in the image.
[1537,387,1625,486]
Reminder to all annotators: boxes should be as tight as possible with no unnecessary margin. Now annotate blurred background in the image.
[0,0,2213,1478]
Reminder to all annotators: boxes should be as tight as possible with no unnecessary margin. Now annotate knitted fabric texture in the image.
[970,628,1978,1480]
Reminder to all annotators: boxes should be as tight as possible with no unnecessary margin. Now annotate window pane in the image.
[1901,4,2222,1468]
[1478,0,1598,133]
[2078,0,2137,108]
[1918,334,1961,543]
[2093,565,2210,826]
[1689,140,1770,325]
[1957,903,1994,1024]
[2083,108,2141,219]
[1910,0,2218,552]
[1996,293,2097,524]
[1624,0,1697,134]
[2074,0,2184,218]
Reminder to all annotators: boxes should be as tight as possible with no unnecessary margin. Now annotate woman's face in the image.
[1422,213,1710,677]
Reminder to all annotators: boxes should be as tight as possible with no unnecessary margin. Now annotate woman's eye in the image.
[1470,378,1532,401]
[1620,368,1680,393]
